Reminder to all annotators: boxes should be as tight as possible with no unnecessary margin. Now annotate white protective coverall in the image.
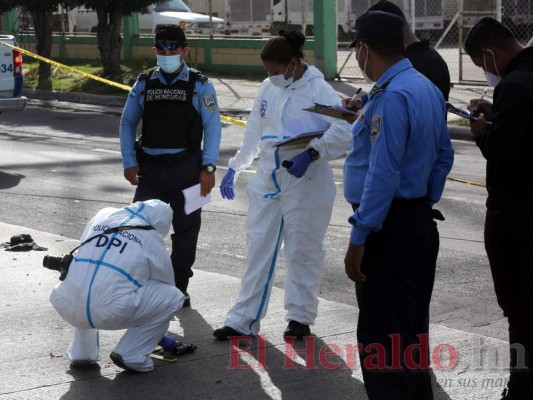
[225,65,352,335]
[50,199,185,372]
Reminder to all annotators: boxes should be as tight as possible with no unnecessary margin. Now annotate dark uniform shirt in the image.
[406,39,451,101]
[475,46,533,212]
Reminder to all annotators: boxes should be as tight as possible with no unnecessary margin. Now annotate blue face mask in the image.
[157,54,181,73]
[269,63,295,88]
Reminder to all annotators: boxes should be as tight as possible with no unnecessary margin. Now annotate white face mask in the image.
[357,43,374,84]
[483,52,501,87]
[269,63,295,88]
[157,54,181,73]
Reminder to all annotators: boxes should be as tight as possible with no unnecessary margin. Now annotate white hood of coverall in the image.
[50,199,177,330]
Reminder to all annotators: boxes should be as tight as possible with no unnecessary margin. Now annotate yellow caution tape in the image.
[0,41,132,92]
[220,115,247,126]
[2,40,249,127]
[446,176,486,188]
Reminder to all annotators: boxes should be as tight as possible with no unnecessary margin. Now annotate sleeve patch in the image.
[202,93,217,112]
[370,115,382,144]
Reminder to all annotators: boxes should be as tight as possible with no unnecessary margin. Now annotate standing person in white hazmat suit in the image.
[50,199,195,372]
[214,30,352,340]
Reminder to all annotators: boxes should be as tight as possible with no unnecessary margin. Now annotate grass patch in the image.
[22,58,265,94]
[447,117,471,127]
[23,59,153,95]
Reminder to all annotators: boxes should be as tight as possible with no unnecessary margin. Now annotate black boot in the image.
[283,320,311,340]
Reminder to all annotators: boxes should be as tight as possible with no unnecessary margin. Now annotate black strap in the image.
[69,225,155,255]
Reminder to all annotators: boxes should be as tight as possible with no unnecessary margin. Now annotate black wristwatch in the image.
[201,164,216,174]
[306,147,320,161]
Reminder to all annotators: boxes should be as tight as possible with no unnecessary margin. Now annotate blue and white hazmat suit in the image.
[225,65,352,335]
[50,199,185,372]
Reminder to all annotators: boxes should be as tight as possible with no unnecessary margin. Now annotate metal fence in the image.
[185,0,532,84]
[15,0,533,84]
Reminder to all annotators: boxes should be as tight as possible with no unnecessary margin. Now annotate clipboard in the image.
[273,130,326,148]
[304,103,357,120]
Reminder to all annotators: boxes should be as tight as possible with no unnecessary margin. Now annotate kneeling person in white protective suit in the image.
[50,199,195,372]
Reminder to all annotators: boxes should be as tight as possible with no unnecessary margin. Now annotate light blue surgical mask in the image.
[157,54,181,73]
[269,63,295,88]
[357,43,374,84]
[483,51,501,87]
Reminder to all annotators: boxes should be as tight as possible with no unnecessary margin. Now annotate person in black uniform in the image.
[367,0,450,100]
[465,17,533,400]
[342,0,450,116]
[119,24,222,307]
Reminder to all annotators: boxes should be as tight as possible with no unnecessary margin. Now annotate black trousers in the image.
[485,209,533,398]
[133,149,202,293]
[355,199,439,400]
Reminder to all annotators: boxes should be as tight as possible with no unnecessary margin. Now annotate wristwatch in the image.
[201,164,216,174]
[306,147,320,161]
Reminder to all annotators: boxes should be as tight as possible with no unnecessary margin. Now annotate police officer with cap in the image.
[343,11,454,399]
[120,24,222,305]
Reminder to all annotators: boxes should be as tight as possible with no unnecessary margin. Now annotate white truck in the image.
[351,0,445,33]
[0,35,27,113]
[268,0,357,38]
[458,0,533,35]
[266,0,444,40]
[73,0,225,35]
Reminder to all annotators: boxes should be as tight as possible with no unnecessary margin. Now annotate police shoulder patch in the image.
[370,115,382,143]
[202,93,217,112]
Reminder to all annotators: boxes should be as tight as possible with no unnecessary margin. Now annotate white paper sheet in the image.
[182,183,212,215]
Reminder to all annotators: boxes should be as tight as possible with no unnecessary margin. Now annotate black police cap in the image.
[155,24,187,46]
[349,10,404,47]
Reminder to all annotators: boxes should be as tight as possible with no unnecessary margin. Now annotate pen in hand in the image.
[473,87,488,115]
[350,87,362,102]
[479,87,488,102]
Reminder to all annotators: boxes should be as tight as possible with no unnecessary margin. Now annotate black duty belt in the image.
[143,150,190,165]
[351,197,430,213]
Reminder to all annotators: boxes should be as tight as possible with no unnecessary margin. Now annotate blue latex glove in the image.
[220,168,236,200]
[284,151,312,178]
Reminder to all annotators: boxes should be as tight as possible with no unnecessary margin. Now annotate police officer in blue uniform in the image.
[343,11,454,400]
[120,24,222,306]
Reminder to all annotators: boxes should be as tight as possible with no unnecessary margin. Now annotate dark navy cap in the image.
[348,10,404,47]
[155,24,187,46]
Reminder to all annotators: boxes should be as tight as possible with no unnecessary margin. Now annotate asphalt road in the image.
[0,103,504,344]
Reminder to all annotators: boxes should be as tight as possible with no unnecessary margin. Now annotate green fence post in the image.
[123,13,139,62]
[313,1,337,80]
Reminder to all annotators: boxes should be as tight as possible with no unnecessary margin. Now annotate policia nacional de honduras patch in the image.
[370,114,382,144]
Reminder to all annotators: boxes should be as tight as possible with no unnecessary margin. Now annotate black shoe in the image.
[110,352,136,372]
[283,320,311,340]
[213,325,245,340]
[182,292,190,308]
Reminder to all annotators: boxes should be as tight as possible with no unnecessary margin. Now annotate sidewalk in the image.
[22,75,478,141]
[0,220,509,400]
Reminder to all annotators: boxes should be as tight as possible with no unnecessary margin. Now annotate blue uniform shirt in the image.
[119,64,222,169]
[344,58,454,245]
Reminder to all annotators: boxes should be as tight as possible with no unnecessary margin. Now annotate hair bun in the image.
[279,30,305,49]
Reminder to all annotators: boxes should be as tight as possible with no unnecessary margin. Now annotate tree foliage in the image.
[0,0,166,84]
[78,0,165,78]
